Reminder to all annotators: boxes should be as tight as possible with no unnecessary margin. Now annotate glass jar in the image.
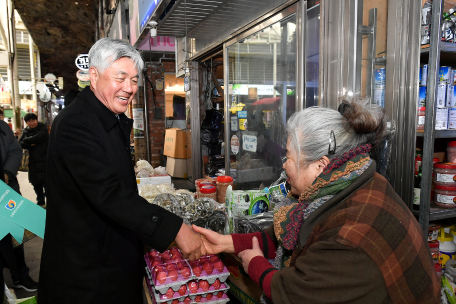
[198,185,217,200]
[417,107,425,130]
[216,176,234,204]
[434,163,456,187]
[434,185,456,208]
[448,141,456,163]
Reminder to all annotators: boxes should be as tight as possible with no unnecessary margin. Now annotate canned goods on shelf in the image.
[418,86,426,107]
[420,64,428,86]
[437,84,447,108]
[440,66,454,84]
[374,68,386,87]
[449,108,456,129]
[434,163,456,187]
[435,107,449,130]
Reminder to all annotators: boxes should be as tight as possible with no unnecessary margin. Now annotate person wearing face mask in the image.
[194,96,439,304]
[37,38,205,304]
[19,113,48,207]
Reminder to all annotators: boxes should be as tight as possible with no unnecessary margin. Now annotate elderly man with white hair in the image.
[38,38,205,304]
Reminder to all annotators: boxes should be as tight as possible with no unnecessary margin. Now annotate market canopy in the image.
[3,109,28,118]
[251,97,280,106]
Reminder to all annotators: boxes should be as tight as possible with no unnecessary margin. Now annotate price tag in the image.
[242,134,257,152]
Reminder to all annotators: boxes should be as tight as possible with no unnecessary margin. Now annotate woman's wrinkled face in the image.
[283,137,327,196]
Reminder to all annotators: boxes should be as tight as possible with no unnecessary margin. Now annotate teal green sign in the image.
[0,181,46,243]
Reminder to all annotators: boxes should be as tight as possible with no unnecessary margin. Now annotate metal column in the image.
[190,61,202,180]
[419,0,443,233]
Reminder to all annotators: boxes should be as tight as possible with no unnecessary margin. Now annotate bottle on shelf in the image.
[413,165,422,211]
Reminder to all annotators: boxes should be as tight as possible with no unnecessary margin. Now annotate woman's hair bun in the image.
[338,95,387,145]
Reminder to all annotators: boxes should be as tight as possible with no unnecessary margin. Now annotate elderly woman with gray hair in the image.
[194,97,439,304]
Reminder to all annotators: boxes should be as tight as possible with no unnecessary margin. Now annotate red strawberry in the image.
[166,288,174,299]
[151,260,162,268]
[212,279,221,290]
[163,259,174,264]
[150,250,160,257]
[156,271,167,284]
[217,291,223,298]
[210,255,219,263]
[214,260,224,272]
[178,284,187,296]
[172,300,179,304]
[192,265,202,277]
[206,294,213,300]
[188,281,198,293]
[153,265,165,274]
[199,280,209,291]
[162,251,171,260]
[195,295,202,302]
[166,263,176,271]
[184,297,191,304]
[168,270,178,281]
[180,267,191,279]
[202,262,214,275]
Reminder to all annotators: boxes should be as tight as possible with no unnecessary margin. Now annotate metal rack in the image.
[418,0,456,233]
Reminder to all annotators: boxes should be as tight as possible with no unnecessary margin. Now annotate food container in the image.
[438,228,456,269]
[417,107,426,130]
[428,241,440,263]
[448,141,456,163]
[415,156,422,175]
[198,185,217,200]
[216,176,234,205]
[428,223,441,242]
[434,163,456,186]
[434,185,456,208]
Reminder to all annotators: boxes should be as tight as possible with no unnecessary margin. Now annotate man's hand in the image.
[238,237,264,274]
[175,223,206,261]
[192,225,234,255]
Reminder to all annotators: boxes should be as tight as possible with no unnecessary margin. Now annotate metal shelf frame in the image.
[418,0,445,233]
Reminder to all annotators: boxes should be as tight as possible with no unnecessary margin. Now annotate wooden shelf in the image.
[421,41,456,54]
[416,129,456,138]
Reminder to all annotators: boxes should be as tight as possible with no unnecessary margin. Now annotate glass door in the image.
[224,12,297,190]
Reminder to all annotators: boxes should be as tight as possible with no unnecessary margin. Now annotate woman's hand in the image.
[192,225,234,255]
[238,237,264,274]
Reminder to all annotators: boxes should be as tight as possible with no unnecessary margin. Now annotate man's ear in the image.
[89,67,98,88]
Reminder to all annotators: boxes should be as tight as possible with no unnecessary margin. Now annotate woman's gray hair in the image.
[286,95,386,167]
[88,38,144,73]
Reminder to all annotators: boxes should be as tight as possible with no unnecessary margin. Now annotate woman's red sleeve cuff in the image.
[248,256,276,299]
[231,232,277,259]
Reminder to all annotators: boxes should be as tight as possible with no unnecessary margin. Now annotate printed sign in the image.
[0,180,46,243]
[138,35,176,52]
[242,135,257,152]
[133,108,144,138]
[239,119,247,130]
[230,116,238,131]
[238,111,247,118]
[78,80,90,88]
[76,70,90,81]
[231,135,239,155]
[75,54,89,70]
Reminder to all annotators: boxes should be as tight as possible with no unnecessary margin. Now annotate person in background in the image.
[63,89,80,107]
[0,119,39,299]
[38,38,204,304]
[0,109,4,121]
[194,96,440,303]
[18,113,48,207]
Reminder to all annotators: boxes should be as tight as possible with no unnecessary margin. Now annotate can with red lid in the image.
[434,162,456,187]
[434,184,456,208]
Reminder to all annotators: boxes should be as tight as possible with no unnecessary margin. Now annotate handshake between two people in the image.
[174,223,264,275]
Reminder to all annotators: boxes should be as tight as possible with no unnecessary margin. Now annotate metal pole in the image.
[419,0,443,233]
[29,34,37,113]
[143,69,151,163]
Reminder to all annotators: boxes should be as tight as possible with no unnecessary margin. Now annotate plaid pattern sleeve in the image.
[232,231,277,259]
[322,173,439,303]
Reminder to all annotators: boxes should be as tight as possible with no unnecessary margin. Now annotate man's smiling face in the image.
[89,57,139,114]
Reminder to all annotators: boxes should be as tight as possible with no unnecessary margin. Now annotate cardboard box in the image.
[166,157,187,178]
[136,175,172,189]
[164,128,190,159]
[186,130,192,158]
[219,252,262,304]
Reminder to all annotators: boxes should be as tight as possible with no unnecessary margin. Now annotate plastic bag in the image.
[136,168,151,178]
[4,283,15,304]
[135,160,154,174]
[192,210,226,233]
[234,212,274,234]
[154,166,167,176]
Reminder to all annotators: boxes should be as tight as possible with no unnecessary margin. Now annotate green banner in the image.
[0,180,46,242]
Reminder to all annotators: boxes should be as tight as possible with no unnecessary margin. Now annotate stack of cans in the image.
[435,66,456,130]
[373,68,385,108]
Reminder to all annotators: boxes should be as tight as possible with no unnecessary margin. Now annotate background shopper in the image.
[38,38,204,304]
[19,113,48,207]
[0,119,38,300]
[194,96,439,304]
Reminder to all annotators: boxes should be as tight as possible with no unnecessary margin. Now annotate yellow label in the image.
[239,119,247,130]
